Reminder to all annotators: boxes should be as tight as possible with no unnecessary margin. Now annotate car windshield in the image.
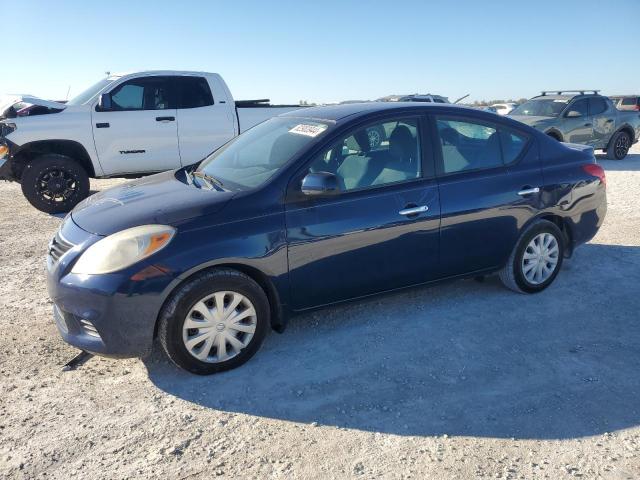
[510,99,568,117]
[197,117,330,189]
[66,78,116,106]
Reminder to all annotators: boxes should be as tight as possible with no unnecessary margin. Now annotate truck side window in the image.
[175,77,214,109]
[109,77,173,111]
[567,99,589,117]
[589,97,607,115]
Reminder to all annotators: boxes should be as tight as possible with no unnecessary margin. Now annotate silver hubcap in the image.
[182,291,257,363]
[522,233,559,285]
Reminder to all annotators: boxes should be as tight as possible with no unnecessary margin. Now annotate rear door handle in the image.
[399,205,429,216]
[156,116,175,122]
[95,122,109,128]
[517,187,540,196]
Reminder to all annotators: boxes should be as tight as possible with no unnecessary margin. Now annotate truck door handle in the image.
[399,205,429,216]
[517,187,540,196]
[95,122,109,128]
[156,116,175,122]
[584,123,592,127]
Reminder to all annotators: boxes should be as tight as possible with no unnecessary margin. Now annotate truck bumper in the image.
[0,138,17,181]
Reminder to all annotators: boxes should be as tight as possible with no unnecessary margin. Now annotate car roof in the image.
[281,101,468,121]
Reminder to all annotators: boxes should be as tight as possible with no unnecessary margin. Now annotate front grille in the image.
[49,232,74,262]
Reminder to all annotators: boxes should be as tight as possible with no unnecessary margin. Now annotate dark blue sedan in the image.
[46,103,607,374]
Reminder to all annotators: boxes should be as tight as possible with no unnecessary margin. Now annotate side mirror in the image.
[301,172,340,196]
[97,93,112,111]
[566,110,582,118]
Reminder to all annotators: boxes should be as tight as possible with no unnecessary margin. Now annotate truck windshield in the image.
[198,117,330,189]
[66,78,116,106]
[510,99,568,117]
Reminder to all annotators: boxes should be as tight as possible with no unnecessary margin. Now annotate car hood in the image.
[0,94,67,119]
[509,115,555,126]
[71,170,235,236]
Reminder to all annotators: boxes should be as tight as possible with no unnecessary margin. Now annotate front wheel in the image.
[158,269,270,375]
[606,131,631,160]
[499,220,565,294]
[20,154,90,213]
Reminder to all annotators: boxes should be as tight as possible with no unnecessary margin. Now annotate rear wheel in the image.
[606,131,631,160]
[20,154,89,213]
[499,220,564,294]
[158,269,270,375]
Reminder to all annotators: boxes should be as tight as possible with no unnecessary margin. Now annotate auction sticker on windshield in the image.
[289,124,327,137]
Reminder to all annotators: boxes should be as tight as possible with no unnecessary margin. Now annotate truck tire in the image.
[158,268,270,375]
[20,154,90,214]
[606,131,631,160]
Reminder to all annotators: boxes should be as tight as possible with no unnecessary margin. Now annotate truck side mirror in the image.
[301,172,340,196]
[97,93,112,111]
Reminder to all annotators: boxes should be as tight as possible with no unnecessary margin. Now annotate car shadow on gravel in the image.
[146,243,640,440]
[596,152,640,172]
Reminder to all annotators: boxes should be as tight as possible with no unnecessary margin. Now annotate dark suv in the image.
[47,103,607,374]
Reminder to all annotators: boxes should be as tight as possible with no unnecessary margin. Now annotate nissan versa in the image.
[46,103,607,374]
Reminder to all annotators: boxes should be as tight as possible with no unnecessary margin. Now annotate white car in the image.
[490,103,517,115]
[0,71,303,213]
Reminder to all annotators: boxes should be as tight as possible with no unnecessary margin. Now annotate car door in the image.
[562,98,592,143]
[174,76,236,165]
[433,114,543,276]
[589,97,616,148]
[285,116,441,310]
[91,76,180,175]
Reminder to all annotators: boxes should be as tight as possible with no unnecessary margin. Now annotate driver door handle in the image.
[399,205,429,216]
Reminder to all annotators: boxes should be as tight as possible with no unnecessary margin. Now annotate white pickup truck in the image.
[0,71,303,212]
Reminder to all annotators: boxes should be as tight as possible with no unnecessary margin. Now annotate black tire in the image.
[606,131,631,160]
[158,268,270,375]
[499,220,565,294]
[20,154,90,214]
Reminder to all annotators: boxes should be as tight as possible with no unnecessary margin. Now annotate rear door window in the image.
[435,117,528,174]
[175,76,214,109]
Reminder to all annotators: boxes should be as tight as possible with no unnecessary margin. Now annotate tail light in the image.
[583,164,606,188]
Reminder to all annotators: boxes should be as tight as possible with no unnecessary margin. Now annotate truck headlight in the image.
[71,225,175,274]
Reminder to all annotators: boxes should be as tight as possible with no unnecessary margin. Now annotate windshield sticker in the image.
[289,124,327,137]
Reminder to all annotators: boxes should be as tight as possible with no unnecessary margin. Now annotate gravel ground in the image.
[1,145,639,480]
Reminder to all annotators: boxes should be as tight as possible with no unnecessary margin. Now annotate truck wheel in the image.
[21,154,90,214]
[606,131,631,160]
[499,220,565,294]
[158,268,270,375]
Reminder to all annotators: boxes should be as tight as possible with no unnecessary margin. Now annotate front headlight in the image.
[71,225,175,274]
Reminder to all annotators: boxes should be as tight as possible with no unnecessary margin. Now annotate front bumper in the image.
[0,138,16,181]
[47,217,176,358]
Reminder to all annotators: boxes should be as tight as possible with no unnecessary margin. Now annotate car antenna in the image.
[454,94,470,104]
